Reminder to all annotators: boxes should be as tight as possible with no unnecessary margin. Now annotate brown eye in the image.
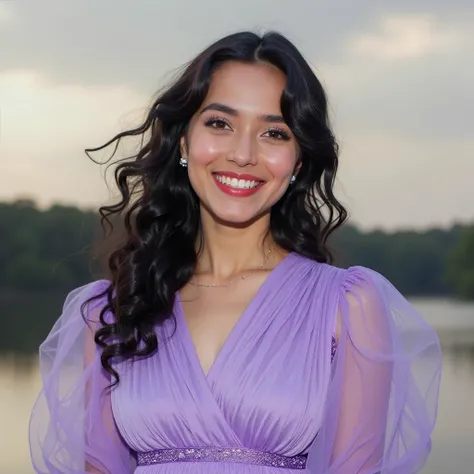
[204,117,231,130]
[263,128,291,141]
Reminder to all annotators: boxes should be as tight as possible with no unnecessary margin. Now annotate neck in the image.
[195,210,276,281]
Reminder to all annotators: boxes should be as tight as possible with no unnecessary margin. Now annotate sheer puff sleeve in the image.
[29,280,136,473]
[307,266,442,474]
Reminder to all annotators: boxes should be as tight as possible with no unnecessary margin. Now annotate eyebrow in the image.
[200,102,286,124]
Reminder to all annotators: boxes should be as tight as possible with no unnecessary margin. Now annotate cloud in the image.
[350,14,466,60]
[315,13,474,142]
[0,2,14,23]
[0,70,147,207]
[336,130,474,230]
[0,0,398,88]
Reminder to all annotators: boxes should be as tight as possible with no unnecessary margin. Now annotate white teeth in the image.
[215,174,261,189]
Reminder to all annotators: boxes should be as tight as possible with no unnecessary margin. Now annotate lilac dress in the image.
[29,253,441,473]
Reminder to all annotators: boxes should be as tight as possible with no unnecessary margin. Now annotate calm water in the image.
[1,298,473,474]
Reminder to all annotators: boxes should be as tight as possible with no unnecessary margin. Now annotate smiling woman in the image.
[28,31,441,474]
[182,61,300,225]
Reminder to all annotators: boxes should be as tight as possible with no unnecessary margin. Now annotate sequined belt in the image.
[137,447,308,469]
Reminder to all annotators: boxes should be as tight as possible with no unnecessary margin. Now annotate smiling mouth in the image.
[212,173,265,190]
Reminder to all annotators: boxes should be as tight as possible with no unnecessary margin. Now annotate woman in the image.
[29,31,441,473]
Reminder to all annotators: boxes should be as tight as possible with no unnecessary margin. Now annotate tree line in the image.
[1,199,473,298]
[1,199,472,355]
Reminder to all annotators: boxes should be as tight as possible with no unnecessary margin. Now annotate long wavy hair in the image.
[83,30,347,386]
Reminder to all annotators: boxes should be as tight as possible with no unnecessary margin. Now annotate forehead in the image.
[203,61,287,113]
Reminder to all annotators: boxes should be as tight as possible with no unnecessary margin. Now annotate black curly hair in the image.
[82,30,347,387]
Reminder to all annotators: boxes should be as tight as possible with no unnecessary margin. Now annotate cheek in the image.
[188,131,222,167]
[264,147,297,180]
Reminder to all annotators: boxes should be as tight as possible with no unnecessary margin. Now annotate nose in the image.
[227,131,258,167]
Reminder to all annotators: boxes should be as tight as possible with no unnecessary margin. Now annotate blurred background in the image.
[1,1,473,472]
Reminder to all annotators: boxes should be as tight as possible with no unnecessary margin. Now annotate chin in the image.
[207,205,267,228]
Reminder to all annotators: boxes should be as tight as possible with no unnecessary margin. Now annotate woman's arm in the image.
[307,267,441,474]
[29,281,136,474]
[86,463,104,473]
[329,287,393,472]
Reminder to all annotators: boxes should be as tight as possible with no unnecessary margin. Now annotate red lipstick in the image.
[213,171,264,181]
[212,171,265,197]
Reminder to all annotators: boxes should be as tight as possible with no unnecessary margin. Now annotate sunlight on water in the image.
[0,356,41,473]
[1,299,473,474]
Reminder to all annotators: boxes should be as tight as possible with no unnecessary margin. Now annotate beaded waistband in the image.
[137,447,308,469]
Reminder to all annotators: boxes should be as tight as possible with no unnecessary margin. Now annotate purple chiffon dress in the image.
[29,253,441,473]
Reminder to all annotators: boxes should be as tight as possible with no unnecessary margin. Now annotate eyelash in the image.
[204,116,230,130]
[264,127,291,142]
[203,116,291,142]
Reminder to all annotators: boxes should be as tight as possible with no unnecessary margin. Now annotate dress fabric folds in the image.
[29,253,441,473]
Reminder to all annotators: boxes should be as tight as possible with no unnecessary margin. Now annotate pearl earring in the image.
[290,175,296,184]
[179,157,188,167]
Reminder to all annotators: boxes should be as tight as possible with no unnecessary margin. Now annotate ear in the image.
[294,157,303,177]
[180,136,188,158]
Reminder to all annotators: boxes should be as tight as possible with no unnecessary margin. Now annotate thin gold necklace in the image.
[189,247,273,288]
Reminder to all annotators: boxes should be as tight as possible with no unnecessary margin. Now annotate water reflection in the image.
[423,337,474,474]
[448,349,474,379]
[1,302,474,474]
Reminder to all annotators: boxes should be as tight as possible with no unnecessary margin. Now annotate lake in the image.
[1,298,473,473]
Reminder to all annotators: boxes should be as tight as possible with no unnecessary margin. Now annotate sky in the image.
[0,0,473,230]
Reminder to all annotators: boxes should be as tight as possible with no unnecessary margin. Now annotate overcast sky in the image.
[1,0,473,230]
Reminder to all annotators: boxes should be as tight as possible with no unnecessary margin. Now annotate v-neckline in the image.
[175,252,296,381]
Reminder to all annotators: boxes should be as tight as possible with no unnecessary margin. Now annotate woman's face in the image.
[182,60,299,226]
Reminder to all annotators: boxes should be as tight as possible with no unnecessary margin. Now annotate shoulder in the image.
[293,254,394,295]
[295,256,388,293]
[61,279,112,323]
[39,280,112,352]
[63,279,110,306]
[334,266,406,344]
[292,256,392,318]
[334,265,395,317]
[292,255,390,296]
[311,262,392,298]
[310,264,393,339]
